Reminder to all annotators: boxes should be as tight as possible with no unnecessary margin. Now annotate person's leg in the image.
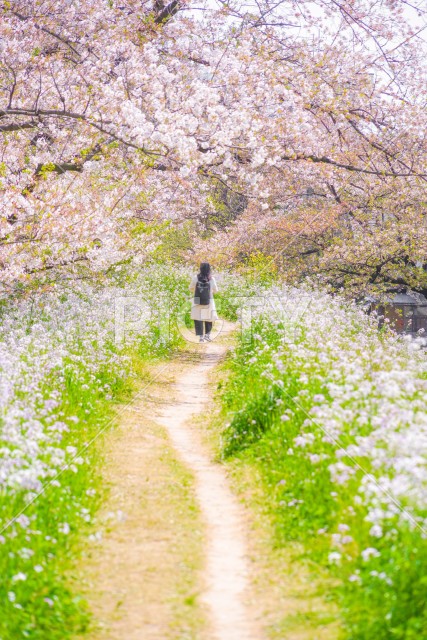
[204,321,213,339]
[194,320,203,336]
[195,320,206,342]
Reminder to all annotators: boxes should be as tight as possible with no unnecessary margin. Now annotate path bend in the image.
[156,330,261,640]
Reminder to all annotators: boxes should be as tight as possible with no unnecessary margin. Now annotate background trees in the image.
[1,0,427,295]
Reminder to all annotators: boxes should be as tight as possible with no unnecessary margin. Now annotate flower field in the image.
[220,287,427,639]
[0,265,188,639]
[2,0,427,636]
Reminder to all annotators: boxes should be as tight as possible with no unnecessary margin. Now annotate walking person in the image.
[190,262,219,343]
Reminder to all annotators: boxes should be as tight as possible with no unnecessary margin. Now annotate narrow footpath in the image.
[81,323,262,640]
[157,331,261,640]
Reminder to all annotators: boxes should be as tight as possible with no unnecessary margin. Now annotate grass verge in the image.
[200,340,343,640]
[77,358,206,640]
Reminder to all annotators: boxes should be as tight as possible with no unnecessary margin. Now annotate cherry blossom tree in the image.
[1,0,427,294]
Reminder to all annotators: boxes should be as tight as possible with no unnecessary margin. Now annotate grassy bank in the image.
[205,358,341,639]
[81,357,206,640]
[0,266,189,639]
[216,286,427,640]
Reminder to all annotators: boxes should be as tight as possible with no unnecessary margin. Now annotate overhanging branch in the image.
[281,152,427,178]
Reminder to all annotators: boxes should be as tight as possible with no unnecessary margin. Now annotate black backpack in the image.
[194,277,210,305]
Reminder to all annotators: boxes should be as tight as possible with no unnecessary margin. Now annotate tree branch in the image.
[0,121,38,132]
[0,107,162,157]
[154,0,181,25]
[281,152,427,178]
[8,8,81,59]
[24,255,89,274]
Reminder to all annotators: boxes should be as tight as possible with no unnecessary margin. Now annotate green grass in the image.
[217,317,427,640]
[0,353,154,638]
[0,269,189,639]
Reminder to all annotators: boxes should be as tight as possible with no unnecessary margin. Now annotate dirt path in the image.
[80,362,205,640]
[156,328,261,640]
[81,323,262,640]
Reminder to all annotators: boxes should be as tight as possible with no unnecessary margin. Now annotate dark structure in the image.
[369,292,427,337]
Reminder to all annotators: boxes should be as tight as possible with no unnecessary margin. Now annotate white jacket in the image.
[190,275,219,321]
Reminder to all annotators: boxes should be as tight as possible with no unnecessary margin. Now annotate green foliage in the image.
[151,221,195,263]
[0,266,190,639]
[213,272,267,321]
[0,358,123,638]
[37,162,56,178]
[219,318,427,640]
[204,179,248,232]
[238,251,278,286]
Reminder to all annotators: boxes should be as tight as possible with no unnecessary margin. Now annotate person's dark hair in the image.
[198,262,212,281]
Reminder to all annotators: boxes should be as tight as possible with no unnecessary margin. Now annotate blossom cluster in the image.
[0,264,189,636]
[244,287,427,532]
[2,1,427,293]
[223,284,427,636]
[1,285,138,497]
